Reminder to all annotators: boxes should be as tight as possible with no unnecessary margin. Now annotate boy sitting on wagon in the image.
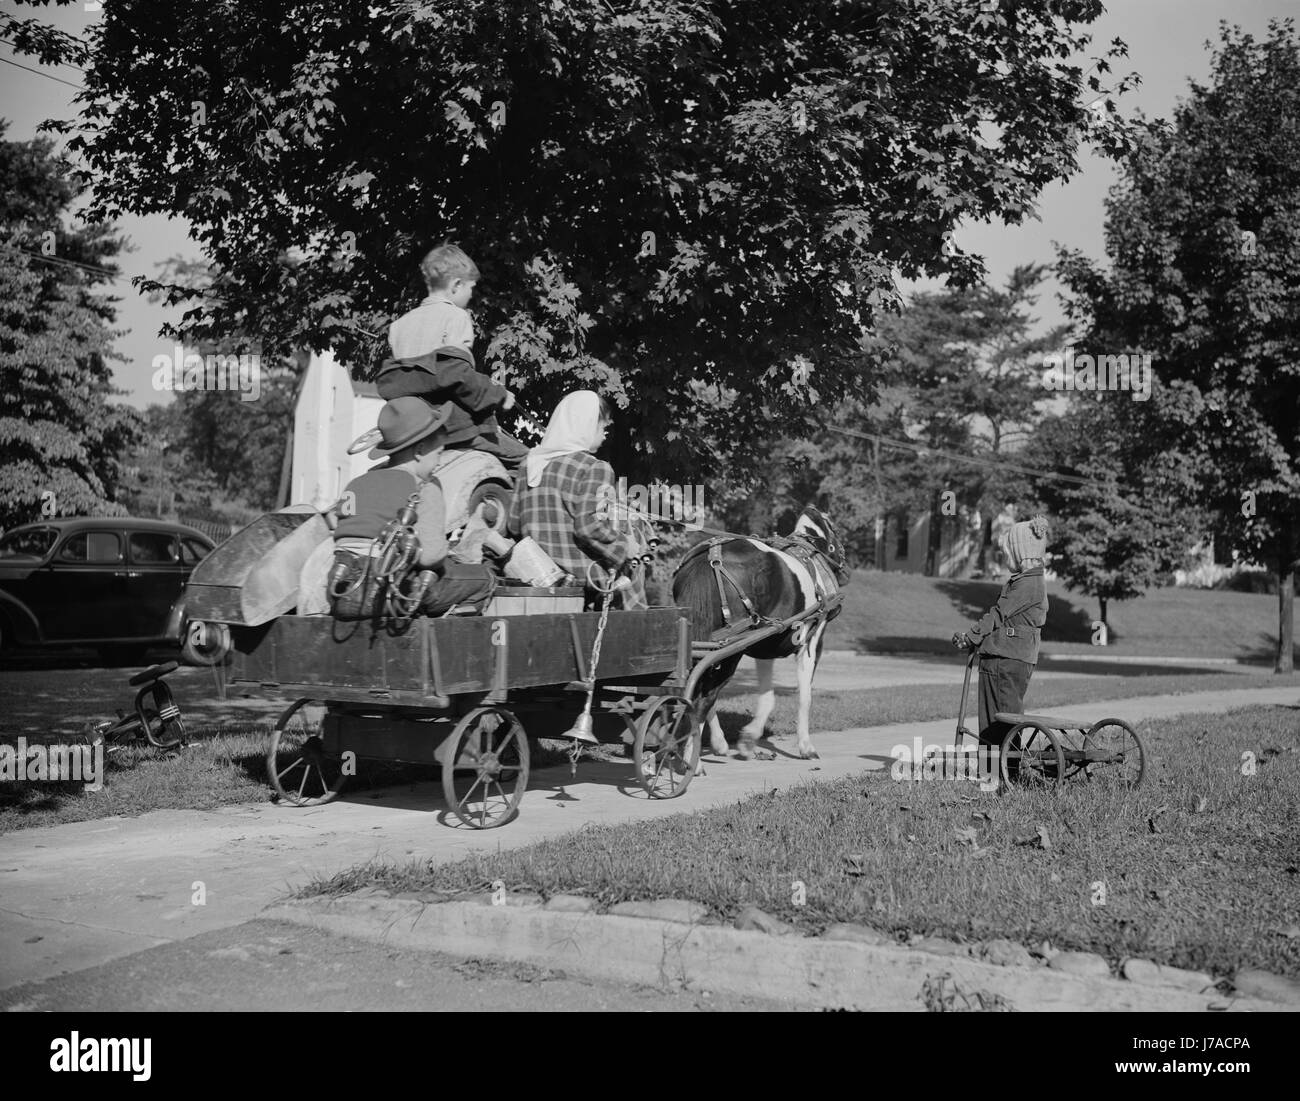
[378,244,528,470]
[329,398,496,620]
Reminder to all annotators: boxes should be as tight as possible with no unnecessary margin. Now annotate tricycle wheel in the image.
[266,698,346,806]
[1083,719,1146,789]
[442,706,529,829]
[1000,722,1064,789]
[632,695,700,799]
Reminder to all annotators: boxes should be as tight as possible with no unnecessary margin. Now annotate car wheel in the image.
[467,480,512,532]
[181,620,231,666]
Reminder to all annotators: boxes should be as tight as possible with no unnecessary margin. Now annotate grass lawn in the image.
[3,670,1297,831]
[306,704,1300,982]
[830,569,1298,663]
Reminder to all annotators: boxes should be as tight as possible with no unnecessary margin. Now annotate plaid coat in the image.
[508,451,628,580]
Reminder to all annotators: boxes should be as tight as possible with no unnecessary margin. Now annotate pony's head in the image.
[793,505,850,584]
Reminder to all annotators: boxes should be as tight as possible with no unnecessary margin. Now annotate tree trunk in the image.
[976,513,992,574]
[924,487,942,577]
[1098,597,1107,628]
[1276,563,1295,674]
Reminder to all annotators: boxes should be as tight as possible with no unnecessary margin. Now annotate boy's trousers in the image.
[977,655,1033,748]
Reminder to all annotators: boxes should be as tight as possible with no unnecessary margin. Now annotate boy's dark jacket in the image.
[969,565,1048,663]
[375,350,508,447]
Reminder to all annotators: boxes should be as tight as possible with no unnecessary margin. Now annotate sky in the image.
[1,0,1296,409]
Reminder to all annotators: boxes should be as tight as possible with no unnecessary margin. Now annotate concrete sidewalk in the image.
[1,683,1296,991]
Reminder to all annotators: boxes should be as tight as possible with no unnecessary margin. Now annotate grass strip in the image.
[306,705,1300,981]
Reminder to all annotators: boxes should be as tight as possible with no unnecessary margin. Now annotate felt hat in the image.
[368,398,455,458]
[1000,514,1050,566]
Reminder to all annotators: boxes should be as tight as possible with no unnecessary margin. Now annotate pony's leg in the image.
[794,621,828,759]
[705,705,729,757]
[738,658,775,757]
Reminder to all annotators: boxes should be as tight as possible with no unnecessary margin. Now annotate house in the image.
[286,350,383,510]
[876,504,1019,578]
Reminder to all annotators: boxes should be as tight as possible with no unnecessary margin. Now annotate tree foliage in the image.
[10,0,1135,479]
[1056,19,1300,669]
[0,122,143,531]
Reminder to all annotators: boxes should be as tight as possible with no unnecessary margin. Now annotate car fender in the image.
[165,597,189,643]
[0,590,42,643]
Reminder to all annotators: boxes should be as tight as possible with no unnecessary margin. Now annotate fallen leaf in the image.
[1195,796,1209,813]
[953,826,979,847]
[844,854,867,876]
[1049,872,1062,884]
[898,804,912,811]
[906,834,917,842]
[1037,825,1052,850]
[971,811,992,822]
[1279,925,1300,940]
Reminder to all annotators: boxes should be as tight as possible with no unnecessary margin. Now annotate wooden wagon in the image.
[224,585,834,828]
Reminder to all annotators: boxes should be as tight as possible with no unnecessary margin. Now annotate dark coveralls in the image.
[332,468,495,619]
[966,565,1049,751]
[375,350,529,470]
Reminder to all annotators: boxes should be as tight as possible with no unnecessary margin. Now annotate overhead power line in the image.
[1,242,125,280]
[0,53,84,90]
[824,424,1110,489]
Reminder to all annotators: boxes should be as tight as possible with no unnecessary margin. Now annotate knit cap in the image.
[1000,514,1050,567]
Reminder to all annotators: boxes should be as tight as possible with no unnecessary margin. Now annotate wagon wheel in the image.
[632,695,700,799]
[266,698,347,806]
[441,706,529,829]
[999,722,1064,789]
[1083,719,1146,789]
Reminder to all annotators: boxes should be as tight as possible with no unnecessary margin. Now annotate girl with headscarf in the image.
[507,391,638,596]
[952,515,1051,772]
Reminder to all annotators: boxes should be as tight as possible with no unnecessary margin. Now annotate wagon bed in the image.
[227,607,692,706]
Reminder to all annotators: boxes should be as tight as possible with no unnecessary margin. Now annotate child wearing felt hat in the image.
[952,515,1051,762]
[330,398,496,619]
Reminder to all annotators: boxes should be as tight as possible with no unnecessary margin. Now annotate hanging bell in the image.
[561,711,599,743]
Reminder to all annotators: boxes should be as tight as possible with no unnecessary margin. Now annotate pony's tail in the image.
[672,552,721,641]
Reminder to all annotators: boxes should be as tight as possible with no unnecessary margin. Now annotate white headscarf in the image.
[525,390,606,487]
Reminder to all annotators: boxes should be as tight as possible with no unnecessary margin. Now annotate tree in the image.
[1057,20,1300,672]
[716,268,1065,572]
[1025,399,1193,633]
[0,123,144,531]
[9,0,1136,481]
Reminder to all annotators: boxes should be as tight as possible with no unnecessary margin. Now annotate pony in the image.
[671,506,851,760]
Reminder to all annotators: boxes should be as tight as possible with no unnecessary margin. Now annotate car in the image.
[0,517,232,665]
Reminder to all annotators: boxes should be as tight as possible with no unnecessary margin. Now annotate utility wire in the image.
[1,243,124,280]
[824,424,1111,490]
[0,36,88,72]
[0,53,84,90]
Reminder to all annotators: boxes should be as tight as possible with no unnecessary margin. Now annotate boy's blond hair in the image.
[420,244,480,291]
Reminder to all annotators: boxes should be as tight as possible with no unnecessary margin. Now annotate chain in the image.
[568,581,616,776]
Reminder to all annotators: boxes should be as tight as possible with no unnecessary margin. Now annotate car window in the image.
[180,538,211,566]
[58,531,123,563]
[129,532,179,565]
[0,527,58,558]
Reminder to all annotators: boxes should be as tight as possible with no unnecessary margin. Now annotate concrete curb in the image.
[262,895,1290,1012]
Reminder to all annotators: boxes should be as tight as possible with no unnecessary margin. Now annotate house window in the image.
[895,513,909,559]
